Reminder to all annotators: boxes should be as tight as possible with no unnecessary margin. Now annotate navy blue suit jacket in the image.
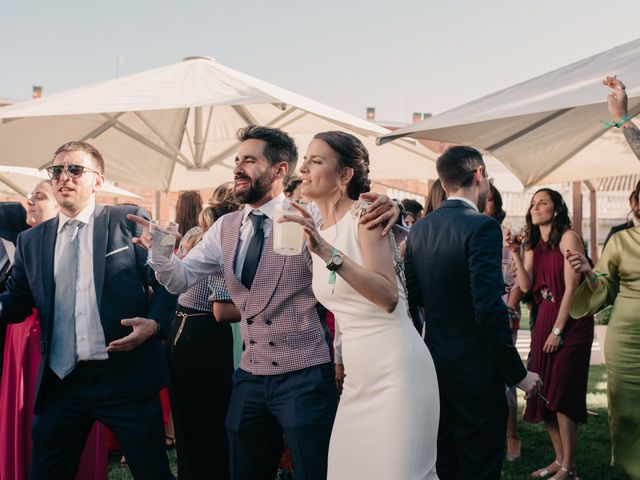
[405,199,526,398]
[0,204,177,412]
[0,202,29,244]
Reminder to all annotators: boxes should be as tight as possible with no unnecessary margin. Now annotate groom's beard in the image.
[234,171,273,205]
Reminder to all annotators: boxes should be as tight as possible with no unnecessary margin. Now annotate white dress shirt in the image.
[151,193,321,294]
[55,201,108,360]
[447,196,479,212]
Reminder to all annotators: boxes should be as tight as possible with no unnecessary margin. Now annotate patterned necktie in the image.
[240,212,265,289]
[50,220,83,379]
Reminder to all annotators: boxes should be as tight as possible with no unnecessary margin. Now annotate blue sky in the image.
[2,0,639,122]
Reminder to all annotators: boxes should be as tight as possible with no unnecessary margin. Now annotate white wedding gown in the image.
[313,212,439,480]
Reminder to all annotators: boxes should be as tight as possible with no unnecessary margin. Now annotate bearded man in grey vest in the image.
[130,125,400,480]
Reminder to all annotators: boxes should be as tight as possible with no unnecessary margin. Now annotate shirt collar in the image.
[57,200,96,234]
[447,196,479,212]
[241,193,285,224]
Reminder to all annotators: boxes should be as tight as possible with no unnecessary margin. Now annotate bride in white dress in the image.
[281,131,439,480]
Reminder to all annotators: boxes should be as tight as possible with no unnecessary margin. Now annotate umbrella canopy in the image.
[378,38,640,187]
[0,57,437,191]
[0,166,142,199]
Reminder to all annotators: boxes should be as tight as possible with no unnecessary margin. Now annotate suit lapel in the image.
[93,204,108,309]
[40,218,58,337]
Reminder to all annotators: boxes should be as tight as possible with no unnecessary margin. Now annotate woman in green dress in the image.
[568,183,640,479]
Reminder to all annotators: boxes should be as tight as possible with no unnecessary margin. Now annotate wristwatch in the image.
[326,249,345,271]
[552,327,562,336]
[393,198,405,226]
[393,198,405,215]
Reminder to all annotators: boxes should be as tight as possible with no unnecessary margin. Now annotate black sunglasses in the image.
[46,164,100,180]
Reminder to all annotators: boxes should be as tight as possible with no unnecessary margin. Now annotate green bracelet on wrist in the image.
[600,114,633,129]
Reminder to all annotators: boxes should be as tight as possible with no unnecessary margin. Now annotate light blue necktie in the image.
[49,220,83,379]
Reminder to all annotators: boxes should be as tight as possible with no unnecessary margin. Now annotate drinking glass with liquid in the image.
[150,220,179,263]
[273,202,304,256]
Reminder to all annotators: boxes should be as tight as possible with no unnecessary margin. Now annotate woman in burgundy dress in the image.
[0,180,108,480]
[506,188,593,480]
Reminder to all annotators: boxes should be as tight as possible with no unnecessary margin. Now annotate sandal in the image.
[549,466,580,480]
[531,460,561,478]
[119,455,127,467]
[165,435,176,449]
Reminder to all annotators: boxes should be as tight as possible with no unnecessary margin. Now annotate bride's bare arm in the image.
[314,223,399,313]
[280,203,399,312]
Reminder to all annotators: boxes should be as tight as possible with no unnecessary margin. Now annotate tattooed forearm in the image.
[623,124,640,161]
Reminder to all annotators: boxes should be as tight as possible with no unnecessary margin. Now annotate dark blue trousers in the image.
[30,362,173,480]
[226,363,338,480]
[436,393,508,480]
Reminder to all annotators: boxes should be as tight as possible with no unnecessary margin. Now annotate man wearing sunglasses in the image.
[0,141,177,479]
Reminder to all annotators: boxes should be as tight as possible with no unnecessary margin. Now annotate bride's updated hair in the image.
[313,131,371,200]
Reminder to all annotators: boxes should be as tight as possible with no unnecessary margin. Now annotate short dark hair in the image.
[313,131,371,200]
[237,126,298,181]
[53,141,105,174]
[436,146,484,191]
[284,176,303,196]
[401,198,423,217]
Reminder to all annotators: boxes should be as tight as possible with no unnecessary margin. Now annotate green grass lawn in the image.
[501,364,625,480]
[108,365,625,479]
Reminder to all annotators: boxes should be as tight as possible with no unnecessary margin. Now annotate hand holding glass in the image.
[150,220,178,263]
[273,202,304,256]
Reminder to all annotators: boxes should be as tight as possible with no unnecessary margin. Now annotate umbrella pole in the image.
[194,106,204,168]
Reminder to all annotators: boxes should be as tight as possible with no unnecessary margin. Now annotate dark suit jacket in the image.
[405,199,526,398]
[0,202,29,244]
[0,202,29,292]
[604,220,634,248]
[0,204,177,412]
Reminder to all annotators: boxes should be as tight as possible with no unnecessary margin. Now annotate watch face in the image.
[553,327,561,335]
[332,254,344,266]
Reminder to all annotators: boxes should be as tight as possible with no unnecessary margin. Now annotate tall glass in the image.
[150,220,179,263]
[273,202,304,256]
[502,259,514,290]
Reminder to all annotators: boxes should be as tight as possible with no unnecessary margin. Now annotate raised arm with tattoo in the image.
[603,76,640,161]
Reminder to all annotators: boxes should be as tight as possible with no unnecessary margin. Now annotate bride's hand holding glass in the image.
[278,202,333,258]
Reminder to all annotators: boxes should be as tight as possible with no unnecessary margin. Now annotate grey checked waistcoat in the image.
[220,210,331,375]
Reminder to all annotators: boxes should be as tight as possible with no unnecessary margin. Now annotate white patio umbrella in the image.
[0,166,142,199]
[0,57,437,191]
[378,38,640,187]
